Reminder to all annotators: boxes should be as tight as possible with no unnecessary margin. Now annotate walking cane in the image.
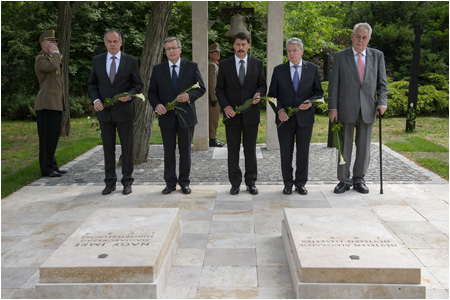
[378,109,383,194]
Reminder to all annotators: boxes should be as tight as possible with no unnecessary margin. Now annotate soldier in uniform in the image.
[34,30,66,177]
[208,43,225,147]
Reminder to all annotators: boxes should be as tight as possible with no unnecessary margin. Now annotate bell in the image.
[225,13,251,37]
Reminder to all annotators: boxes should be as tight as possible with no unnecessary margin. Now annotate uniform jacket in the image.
[216,55,267,126]
[268,60,323,127]
[34,51,64,111]
[148,58,206,129]
[208,59,219,101]
[87,52,143,123]
[328,47,388,124]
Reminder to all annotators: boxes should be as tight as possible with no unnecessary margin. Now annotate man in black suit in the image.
[148,37,205,195]
[268,38,323,195]
[216,32,267,195]
[88,30,143,195]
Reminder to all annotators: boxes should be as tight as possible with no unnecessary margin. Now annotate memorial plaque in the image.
[36,208,180,298]
[282,208,426,299]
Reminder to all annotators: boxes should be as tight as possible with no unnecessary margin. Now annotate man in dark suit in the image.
[328,23,388,194]
[268,38,323,195]
[34,30,66,178]
[216,32,267,195]
[88,30,143,195]
[148,37,206,195]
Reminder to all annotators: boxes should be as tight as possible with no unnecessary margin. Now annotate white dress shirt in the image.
[352,47,367,70]
[106,51,121,76]
[168,58,181,78]
[94,51,122,104]
[289,59,303,85]
[235,55,248,77]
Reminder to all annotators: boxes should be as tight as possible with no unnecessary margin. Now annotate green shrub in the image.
[315,81,329,115]
[69,96,95,118]
[384,81,409,118]
[1,93,36,120]
[318,77,448,118]
[421,73,449,92]
[434,90,450,115]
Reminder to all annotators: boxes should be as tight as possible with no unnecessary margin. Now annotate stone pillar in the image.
[192,1,209,150]
[266,1,284,150]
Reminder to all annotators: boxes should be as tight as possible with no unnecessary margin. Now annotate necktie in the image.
[238,60,245,85]
[357,52,365,83]
[293,65,299,92]
[171,65,177,88]
[109,56,117,83]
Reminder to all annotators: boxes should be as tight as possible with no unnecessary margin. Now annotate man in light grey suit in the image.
[328,23,388,194]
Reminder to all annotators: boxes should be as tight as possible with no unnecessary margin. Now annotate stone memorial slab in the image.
[282,208,426,298]
[36,208,181,298]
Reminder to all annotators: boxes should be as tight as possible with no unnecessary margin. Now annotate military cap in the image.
[39,30,58,44]
[209,43,220,53]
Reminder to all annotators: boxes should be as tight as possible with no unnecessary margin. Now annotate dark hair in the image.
[234,32,250,43]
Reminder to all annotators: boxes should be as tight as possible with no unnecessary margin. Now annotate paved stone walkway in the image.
[30,143,446,187]
[2,144,448,299]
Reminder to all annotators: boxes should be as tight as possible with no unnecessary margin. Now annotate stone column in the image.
[266,1,284,150]
[192,1,209,150]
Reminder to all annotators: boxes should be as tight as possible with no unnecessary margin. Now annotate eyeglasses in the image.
[165,47,180,51]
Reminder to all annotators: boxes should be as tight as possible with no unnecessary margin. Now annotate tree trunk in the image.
[57,1,84,137]
[133,1,173,164]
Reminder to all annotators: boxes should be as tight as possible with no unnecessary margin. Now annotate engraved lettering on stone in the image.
[299,237,398,248]
[74,232,155,247]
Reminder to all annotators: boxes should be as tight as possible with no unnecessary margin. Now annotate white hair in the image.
[286,37,303,50]
[353,23,372,37]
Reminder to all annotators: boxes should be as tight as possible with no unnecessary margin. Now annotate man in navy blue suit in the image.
[148,37,205,195]
[268,38,323,195]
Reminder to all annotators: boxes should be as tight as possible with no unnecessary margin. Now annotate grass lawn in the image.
[2,112,448,198]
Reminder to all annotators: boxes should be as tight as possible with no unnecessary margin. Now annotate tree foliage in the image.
[1,1,448,121]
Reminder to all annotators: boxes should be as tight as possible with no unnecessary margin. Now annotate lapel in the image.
[344,48,361,84]
[228,56,242,87]
[177,59,187,91]
[162,60,172,89]
[364,48,374,84]
[99,53,110,85]
[281,62,296,94]
[297,61,310,95]
[115,52,127,83]
[242,56,252,87]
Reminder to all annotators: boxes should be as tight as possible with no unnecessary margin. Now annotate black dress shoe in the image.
[209,139,225,147]
[123,185,132,195]
[102,185,116,195]
[162,186,176,194]
[295,186,308,195]
[181,186,191,194]
[283,186,292,195]
[46,171,62,177]
[353,183,369,194]
[334,182,351,194]
[230,186,240,195]
[56,169,67,174]
[246,185,258,195]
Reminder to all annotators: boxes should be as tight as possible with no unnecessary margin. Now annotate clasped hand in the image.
[278,101,312,122]
[224,92,261,119]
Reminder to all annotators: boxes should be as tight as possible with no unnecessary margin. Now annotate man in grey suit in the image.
[328,23,388,194]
